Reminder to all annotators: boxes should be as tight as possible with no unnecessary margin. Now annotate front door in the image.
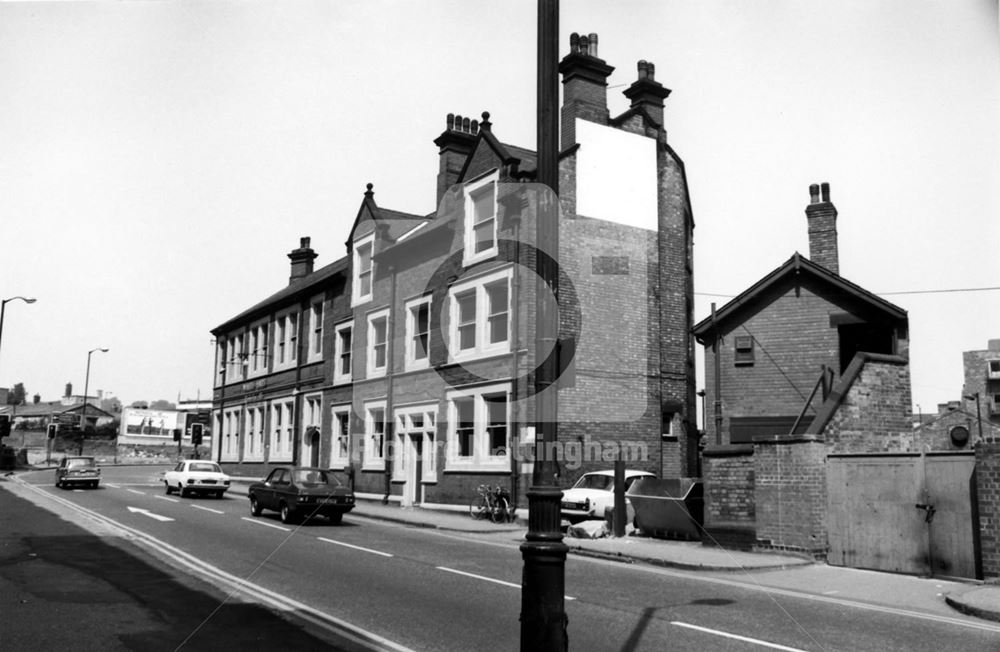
[401,435,423,506]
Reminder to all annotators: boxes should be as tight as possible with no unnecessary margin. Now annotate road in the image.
[14,465,1000,651]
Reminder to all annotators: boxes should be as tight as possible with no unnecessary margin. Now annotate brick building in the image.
[692,183,918,555]
[962,339,1000,434]
[693,183,910,447]
[208,33,697,508]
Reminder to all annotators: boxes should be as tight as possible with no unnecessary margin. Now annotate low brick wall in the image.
[754,436,828,557]
[976,440,1000,579]
[702,444,755,549]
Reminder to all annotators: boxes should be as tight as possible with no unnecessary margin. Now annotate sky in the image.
[0,0,997,415]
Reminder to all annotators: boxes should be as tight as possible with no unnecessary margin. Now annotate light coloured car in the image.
[560,469,656,523]
[163,460,231,498]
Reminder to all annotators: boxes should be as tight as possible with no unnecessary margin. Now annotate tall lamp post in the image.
[0,296,37,376]
[79,347,109,455]
[965,392,984,443]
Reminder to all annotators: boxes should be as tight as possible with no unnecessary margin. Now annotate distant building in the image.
[118,402,211,447]
[963,339,1000,433]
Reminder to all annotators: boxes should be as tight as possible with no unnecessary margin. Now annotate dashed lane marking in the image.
[192,505,225,515]
[241,516,290,532]
[671,622,808,652]
[436,566,576,601]
[317,537,393,558]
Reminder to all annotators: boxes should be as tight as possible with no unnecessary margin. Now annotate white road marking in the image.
[72,489,83,493]
[318,537,394,558]
[126,506,174,522]
[191,504,224,515]
[821,590,839,595]
[126,489,145,495]
[436,566,576,601]
[105,483,121,488]
[16,479,413,652]
[671,622,808,651]
[155,495,180,503]
[241,516,290,532]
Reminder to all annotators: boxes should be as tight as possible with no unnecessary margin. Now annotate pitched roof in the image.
[211,256,348,334]
[1,402,114,419]
[692,252,907,339]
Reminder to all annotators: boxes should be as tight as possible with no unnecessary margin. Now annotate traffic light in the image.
[47,424,58,439]
[191,423,203,447]
[172,428,181,442]
[0,415,10,438]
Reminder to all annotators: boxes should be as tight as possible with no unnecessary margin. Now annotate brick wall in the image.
[754,437,827,556]
[822,356,914,454]
[976,441,1000,579]
[702,445,756,549]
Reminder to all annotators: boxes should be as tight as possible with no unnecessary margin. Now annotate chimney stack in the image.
[559,31,615,148]
[433,112,480,205]
[623,59,671,132]
[287,236,318,285]
[805,182,839,274]
[65,383,72,398]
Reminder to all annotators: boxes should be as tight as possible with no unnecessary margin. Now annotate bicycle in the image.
[469,484,513,524]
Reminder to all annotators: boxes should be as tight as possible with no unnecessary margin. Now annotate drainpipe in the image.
[712,303,723,445]
[509,204,522,508]
[216,348,226,464]
[383,260,397,504]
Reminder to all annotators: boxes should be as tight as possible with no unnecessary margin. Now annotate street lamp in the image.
[964,392,984,443]
[0,296,37,377]
[79,347,109,455]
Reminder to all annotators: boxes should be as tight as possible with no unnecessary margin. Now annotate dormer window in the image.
[352,233,374,306]
[463,172,499,265]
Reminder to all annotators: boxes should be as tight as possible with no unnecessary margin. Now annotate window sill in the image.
[444,461,510,474]
[361,462,387,473]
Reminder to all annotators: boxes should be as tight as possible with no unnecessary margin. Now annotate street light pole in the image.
[80,347,109,455]
[0,296,37,379]
[965,392,984,443]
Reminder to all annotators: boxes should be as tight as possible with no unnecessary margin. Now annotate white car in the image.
[163,460,231,498]
[560,470,656,523]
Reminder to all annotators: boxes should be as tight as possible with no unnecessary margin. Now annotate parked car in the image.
[560,469,656,523]
[55,456,101,489]
[248,467,355,524]
[163,460,231,498]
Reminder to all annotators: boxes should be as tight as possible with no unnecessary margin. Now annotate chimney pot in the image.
[637,60,648,79]
[809,184,820,203]
[821,182,831,202]
[462,116,471,132]
[588,33,598,57]
[570,32,580,53]
[579,34,589,55]
[300,236,310,248]
[648,62,655,80]
[446,113,455,130]
[471,119,479,134]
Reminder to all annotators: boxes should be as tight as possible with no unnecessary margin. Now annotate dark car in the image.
[55,456,101,489]
[248,467,355,524]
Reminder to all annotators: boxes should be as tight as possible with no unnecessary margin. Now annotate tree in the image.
[6,383,26,406]
[149,399,176,411]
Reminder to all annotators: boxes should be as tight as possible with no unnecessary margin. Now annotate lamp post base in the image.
[520,485,568,651]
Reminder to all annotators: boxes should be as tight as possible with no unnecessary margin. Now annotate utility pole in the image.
[520,1,567,650]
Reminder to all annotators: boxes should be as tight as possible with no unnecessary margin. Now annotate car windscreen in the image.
[66,458,96,468]
[189,463,221,473]
[572,474,613,491]
[292,469,338,486]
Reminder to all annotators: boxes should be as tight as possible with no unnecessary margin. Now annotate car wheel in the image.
[164,482,172,495]
[179,484,189,498]
[249,496,262,516]
[55,479,61,489]
[215,491,224,499]
[279,503,297,524]
[91,482,99,489]
[328,512,343,525]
